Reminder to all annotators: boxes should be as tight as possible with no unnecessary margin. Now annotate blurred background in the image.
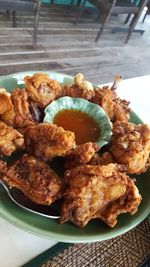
[0,0,150,84]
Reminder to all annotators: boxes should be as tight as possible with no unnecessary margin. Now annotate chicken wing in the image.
[61,73,94,100]
[60,164,128,227]
[65,142,100,169]
[111,121,150,174]
[0,121,24,156]
[1,154,63,205]
[24,73,62,108]
[91,76,130,122]
[24,123,76,160]
[95,178,141,227]
[1,89,35,128]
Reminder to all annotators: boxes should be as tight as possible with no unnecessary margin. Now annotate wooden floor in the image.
[0,4,150,84]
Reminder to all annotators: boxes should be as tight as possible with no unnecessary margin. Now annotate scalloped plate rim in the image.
[44,96,112,147]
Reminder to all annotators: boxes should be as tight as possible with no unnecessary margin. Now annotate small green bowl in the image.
[44,96,112,148]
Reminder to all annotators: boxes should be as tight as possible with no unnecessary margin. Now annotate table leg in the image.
[125,0,148,43]
[12,10,17,27]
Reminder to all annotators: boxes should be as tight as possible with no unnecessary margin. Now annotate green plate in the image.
[0,71,149,243]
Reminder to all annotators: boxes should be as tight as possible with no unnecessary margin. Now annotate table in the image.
[0,75,150,267]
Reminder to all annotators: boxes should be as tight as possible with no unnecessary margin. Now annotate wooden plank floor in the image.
[0,4,150,84]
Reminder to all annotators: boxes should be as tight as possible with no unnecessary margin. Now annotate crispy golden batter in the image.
[91,84,130,122]
[11,88,35,127]
[114,99,130,122]
[65,142,100,169]
[24,123,76,160]
[89,152,114,166]
[0,160,7,175]
[61,73,94,100]
[92,86,114,118]
[0,88,15,126]
[2,154,63,205]
[0,88,13,114]
[111,122,150,174]
[24,73,62,108]
[95,178,141,227]
[0,105,15,127]
[1,89,35,128]
[0,121,24,156]
[62,84,94,100]
[60,164,128,227]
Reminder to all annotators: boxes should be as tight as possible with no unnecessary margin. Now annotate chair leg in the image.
[95,0,117,42]
[75,0,87,24]
[66,0,76,17]
[33,0,41,49]
[6,10,10,19]
[12,10,17,27]
[142,9,148,22]
[95,13,109,41]
[95,11,101,22]
[124,13,132,24]
[125,0,148,43]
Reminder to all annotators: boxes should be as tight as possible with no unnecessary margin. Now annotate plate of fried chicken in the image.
[0,71,149,243]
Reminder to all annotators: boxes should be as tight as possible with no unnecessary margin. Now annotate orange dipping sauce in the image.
[53,109,100,145]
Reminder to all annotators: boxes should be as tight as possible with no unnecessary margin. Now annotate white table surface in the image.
[0,75,150,267]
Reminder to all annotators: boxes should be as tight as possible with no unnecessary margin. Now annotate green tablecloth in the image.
[42,0,93,7]
[42,0,141,4]
[129,0,141,5]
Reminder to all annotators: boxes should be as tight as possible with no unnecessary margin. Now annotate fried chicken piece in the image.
[91,76,130,122]
[61,73,94,100]
[95,178,141,227]
[111,122,150,174]
[0,88,13,114]
[24,123,76,160]
[0,121,24,156]
[92,87,130,122]
[60,164,128,227]
[89,152,114,166]
[24,73,62,108]
[1,89,35,128]
[1,154,63,205]
[65,142,100,169]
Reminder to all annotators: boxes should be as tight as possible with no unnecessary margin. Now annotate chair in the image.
[0,0,41,48]
[73,0,148,43]
[142,0,150,22]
